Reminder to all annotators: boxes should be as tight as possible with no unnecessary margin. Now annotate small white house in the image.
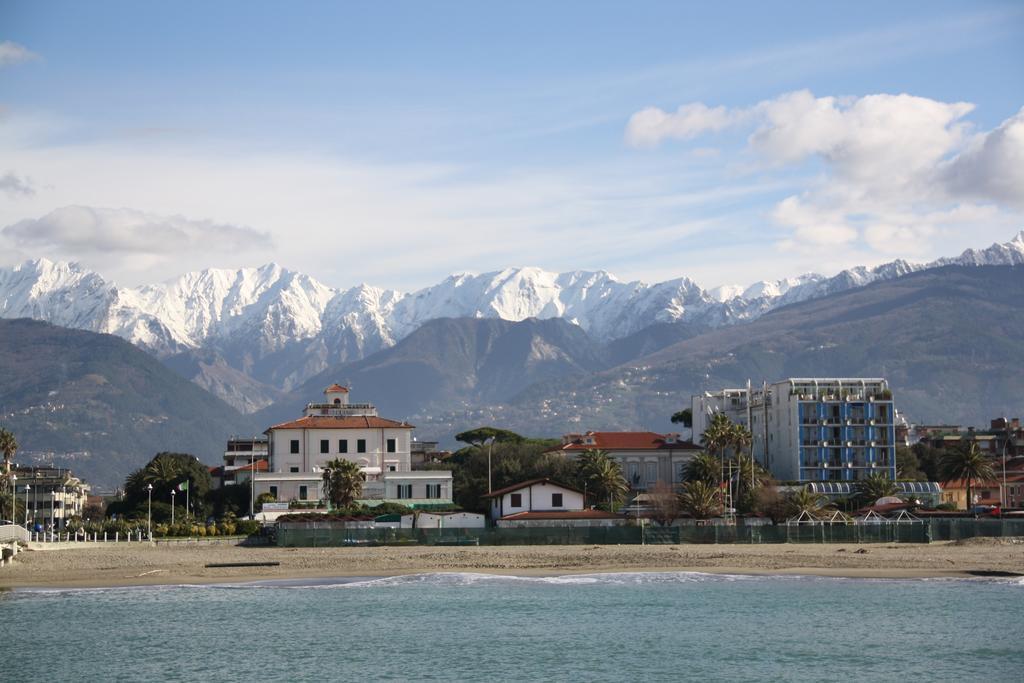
[481,478,585,521]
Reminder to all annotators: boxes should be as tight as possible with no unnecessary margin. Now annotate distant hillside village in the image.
[3,376,1023,543]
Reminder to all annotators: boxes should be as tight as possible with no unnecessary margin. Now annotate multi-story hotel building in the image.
[11,466,89,530]
[692,378,897,483]
[253,385,453,507]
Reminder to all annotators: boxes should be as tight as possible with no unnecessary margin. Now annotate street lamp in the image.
[1000,418,1009,510]
[9,473,15,522]
[482,436,496,494]
[24,484,30,528]
[170,489,176,526]
[146,483,153,540]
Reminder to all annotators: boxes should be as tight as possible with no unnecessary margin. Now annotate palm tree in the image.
[854,473,898,506]
[590,458,629,508]
[680,480,721,519]
[576,449,628,506]
[786,488,831,519]
[322,458,365,509]
[0,428,17,521]
[701,413,735,511]
[940,444,995,511]
[684,452,721,486]
[0,428,17,476]
[700,413,733,459]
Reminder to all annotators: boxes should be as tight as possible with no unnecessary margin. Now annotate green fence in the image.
[275,522,945,547]
[274,518,1024,547]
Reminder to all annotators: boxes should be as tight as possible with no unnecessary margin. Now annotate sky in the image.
[0,1,1022,292]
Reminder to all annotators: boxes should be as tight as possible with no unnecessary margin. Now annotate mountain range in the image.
[2,237,1023,488]
[0,318,260,489]
[2,231,1022,413]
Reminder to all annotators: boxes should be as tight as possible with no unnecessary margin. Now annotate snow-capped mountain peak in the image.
[2,230,1022,410]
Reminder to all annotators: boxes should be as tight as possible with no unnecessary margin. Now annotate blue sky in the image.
[1,1,1022,290]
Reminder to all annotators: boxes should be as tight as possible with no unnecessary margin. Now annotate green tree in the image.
[680,480,720,519]
[577,450,628,508]
[854,473,898,506]
[122,452,213,522]
[939,443,995,511]
[730,453,771,514]
[433,437,568,512]
[670,408,692,428]
[0,428,16,476]
[0,428,16,522]
[255,492,277,510]
[701,413,736,510]
[684,452,720,487]
[454,427,524,446]
[896,446,926,480]
[322,458,365,509]
[786,488,832,519]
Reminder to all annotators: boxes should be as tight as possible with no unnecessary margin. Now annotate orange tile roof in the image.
[267,415,413,430]
[325,384,349,392]
[554,431,700,452]
[499,510,621,521]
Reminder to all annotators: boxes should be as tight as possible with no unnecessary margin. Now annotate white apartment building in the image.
[692,378,897,483]
[254,385,453,507]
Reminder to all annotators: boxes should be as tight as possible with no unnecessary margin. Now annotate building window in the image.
[320,439,329,454]
[396,484,412,500]
[388,465,396,472]
[299,485,308,500]
[290,439,300,454]
[290,466,299,473]
[387,438,396,453]
[627,463,640,486]
[339,439,348,453]
[510,493,523,507]
[426,484,441,499]
[269,486,278,500]
[645,463,657,485]
[357,439,367,453]
[552,493,563,507]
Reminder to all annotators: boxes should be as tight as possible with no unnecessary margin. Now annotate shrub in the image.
[206,524,218,537]
[235,520,261,536]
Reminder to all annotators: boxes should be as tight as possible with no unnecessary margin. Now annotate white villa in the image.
[547,431,702,491]
[253,385,453,508]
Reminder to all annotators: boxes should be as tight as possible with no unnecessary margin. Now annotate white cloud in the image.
[2,206,272,267]
[0,41,38,67]
[625,103,740,147]
[0,171,34,197]
[627,90,1023,254]
[940,107,1024,207]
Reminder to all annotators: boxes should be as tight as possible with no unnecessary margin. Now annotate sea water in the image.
[2,572,1022,682]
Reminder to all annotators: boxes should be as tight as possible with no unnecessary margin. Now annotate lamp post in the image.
[50,488,55,542]
[473,438,497,497]
[250,454,255,520]
[170,489,176,526]
[9,473,15,522]
[146,483,153,540]
[24,484,30,528]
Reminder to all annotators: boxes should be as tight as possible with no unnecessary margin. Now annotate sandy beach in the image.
[2,539,1022,588]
